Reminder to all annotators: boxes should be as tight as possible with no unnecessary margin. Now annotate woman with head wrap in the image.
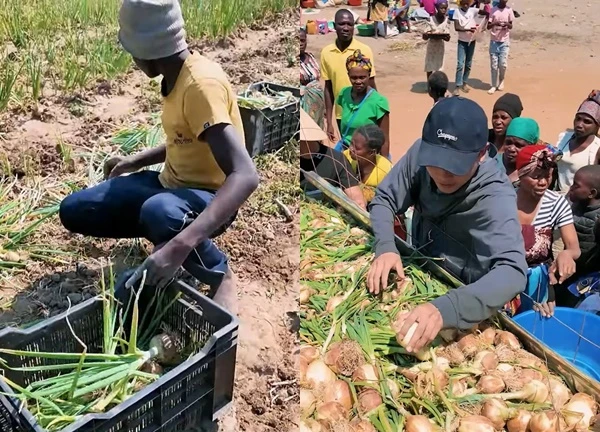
[488,92,523,153]
[506,145,580,318]
[300,28,326,128]
[496,117,539,185]
[555,90,600,193]
[334,50,391,159]
[422,0,451,81]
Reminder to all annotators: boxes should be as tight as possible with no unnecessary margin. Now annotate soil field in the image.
[0,6,300,432]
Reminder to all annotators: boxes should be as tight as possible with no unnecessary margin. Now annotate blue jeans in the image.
[59,171,231,287]
[456,40,476,87]
[489,40,510,88]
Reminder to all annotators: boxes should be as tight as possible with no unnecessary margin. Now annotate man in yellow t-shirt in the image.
[321,9,377,141]
[59,0,259,314]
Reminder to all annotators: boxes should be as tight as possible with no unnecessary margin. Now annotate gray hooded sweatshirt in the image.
[369,140,527,330]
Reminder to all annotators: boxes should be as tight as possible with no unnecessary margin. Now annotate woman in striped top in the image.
[509,145,581,317]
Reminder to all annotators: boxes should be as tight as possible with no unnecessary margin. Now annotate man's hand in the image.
[549,251,576,285]
[125,241,191,290]
[103,156,139,180]
[394,303,443,353]
[367,252,405,295]
[443,34,451,41]
[534,301,555,318]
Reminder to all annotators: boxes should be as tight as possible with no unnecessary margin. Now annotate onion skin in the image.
[450,378,469,397]
[506,410,532,432]
[358,388,383,414]
[473,351,499,372]
[494,380,549,404]
[299,356,309,383]
[477,375,506,394]
[352,363,379,389]
[386,378,400,399]
[326,296,344,313]
[322,380,352,411]
[529,411,558,432]
[479,328,497,345]
[300,389,316,417]
[316,401,347,422]
[306,359,337,389]
[562,393,597,429]
[481,398,515,430]
[495,331,521,350]
[300,288,315,304]
[351,418,377,432]
[457,334,479,358]
[406,415,441,432]
[300,345,320,363]
[545,379,571,409]
[323,342,342,373]
[458,415,496,432]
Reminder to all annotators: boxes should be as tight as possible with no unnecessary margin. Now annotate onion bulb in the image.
[351,418,377,432]
[506,410,532,432]
[299,420,313,432]
[496,363,514,373]
[386,378,400,399]
[358,388,383,414]
[481,398,516,430]
[306,359,336,389]
[450,378,469,397]
[544,379,571,409]
[562,393,597,430]
[457,334,479,358]
[299,356,309,383]
[479,328,497,345]
[473,351,499,372]
[322,380,352,411]
[519,369,543,382]
[495,331,521,350]
[492,380,549,404]
[300,388,316,416]
[323,339,363,376]
[141,360,163,375]
[300,288,315,304]
[300,345,320,363]
[458,415,496,432]
[529,411,558,432]
[316,401,347,422]
[326,295,344,313]
[477,375,506,394]
[405,415,441,432]
[352,363,379,389]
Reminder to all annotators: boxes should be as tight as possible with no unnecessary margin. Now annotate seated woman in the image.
[299,109,367,210]
[508,145,581,318]
[335,50,391,160]
[343,124,393,203]
[300,28,325,128]
[496,117,539,185]
[488,93,523,157]
[555,90,600,193]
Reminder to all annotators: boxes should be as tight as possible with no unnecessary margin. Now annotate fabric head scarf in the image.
[505,117,540,144]
[576,89,600,126]
[346,49,372,72]
[516,144,561,178]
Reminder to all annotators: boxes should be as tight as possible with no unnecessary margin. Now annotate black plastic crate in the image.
[238,81,300,157]
[0,275,238,432]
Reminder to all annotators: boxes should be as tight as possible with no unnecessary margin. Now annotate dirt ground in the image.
[0,10,299,432]
[303,0,600,161]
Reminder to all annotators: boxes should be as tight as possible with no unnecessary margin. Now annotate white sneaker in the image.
[498,81,505,91]
[488,87,497,95]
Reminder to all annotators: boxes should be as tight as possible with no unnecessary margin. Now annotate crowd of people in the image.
[300,4,600,341]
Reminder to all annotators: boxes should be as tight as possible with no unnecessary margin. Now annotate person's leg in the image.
[374,21,380,38]
[59,171,163,238]
[462,41,476,91]
[138,190,237,313]
[454,41,466,95]
[497,41,509,90]
[488,41,499,94]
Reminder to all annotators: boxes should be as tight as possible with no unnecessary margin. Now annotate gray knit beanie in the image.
[119,0,188,60]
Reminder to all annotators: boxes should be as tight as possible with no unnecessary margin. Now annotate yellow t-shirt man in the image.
[159,52,245,190]
[320,39,376,120]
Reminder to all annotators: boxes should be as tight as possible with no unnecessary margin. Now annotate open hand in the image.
[367,252,405,295]
[394,303,443,353]
[126,241,191,290]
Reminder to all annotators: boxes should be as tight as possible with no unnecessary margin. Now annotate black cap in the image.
[418,97,489,176]
[493,93,523,119]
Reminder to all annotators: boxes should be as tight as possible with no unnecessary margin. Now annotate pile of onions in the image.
[458,415,495,432]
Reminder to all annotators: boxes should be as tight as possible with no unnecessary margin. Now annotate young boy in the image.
[59,0,260,314]
[428,71,448,105]
[487,0,514,94]
[453,0,478,95]
[555,165,600,308]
